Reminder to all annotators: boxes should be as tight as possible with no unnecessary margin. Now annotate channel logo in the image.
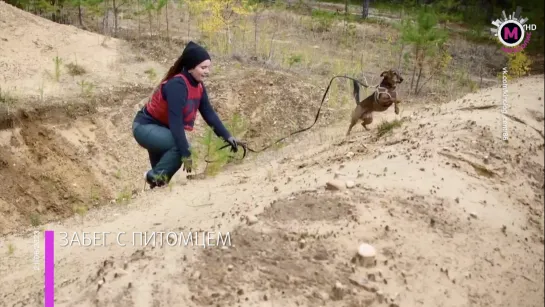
[490,6,536,53]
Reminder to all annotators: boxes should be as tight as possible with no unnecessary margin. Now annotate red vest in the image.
[145,73,203,131]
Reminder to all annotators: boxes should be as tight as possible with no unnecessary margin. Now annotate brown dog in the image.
[346,69,403,136]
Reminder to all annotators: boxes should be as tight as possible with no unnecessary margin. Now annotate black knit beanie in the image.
[180,41,211,70]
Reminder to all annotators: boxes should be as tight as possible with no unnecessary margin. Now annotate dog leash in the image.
[202,75,378,164]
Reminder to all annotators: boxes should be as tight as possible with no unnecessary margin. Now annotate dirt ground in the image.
[1,74,543,307]
[1,1,544,307]
[0,1,340,235]
[0,2,163,102]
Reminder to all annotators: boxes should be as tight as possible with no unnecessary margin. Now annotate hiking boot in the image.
[144,170,167,189]
[144,171,156,189]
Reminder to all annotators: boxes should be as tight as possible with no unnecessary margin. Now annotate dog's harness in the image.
[351,74,397,106]
[373,85,397,108]
[375,86,393,101]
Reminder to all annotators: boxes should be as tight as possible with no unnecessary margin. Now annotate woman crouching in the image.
[132,41,239,189]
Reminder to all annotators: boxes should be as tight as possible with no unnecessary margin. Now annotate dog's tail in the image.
[352,79,360,104]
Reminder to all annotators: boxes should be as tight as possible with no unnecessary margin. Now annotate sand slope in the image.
[0,1,165,235]
[0,2,543,307]
[0,1,163,103]
[0,74,543,307]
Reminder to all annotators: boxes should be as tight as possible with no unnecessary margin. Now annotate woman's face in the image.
[188,60,211,83]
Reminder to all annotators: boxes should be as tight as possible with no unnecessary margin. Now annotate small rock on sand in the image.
[191,271,201,280]
[332,281,346,300]
[313,290,330,301]
[246,215,258,225]
[326,180,345,190]
[356,243,377,267]
[346,180,355,188]
[349,274,379,292]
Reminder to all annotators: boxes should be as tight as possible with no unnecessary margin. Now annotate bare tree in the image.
[362,0,369,18]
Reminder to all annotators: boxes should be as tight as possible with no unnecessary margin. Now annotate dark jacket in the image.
[134,70,231,158]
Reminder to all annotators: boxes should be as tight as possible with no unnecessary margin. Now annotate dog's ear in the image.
[392,69,403,83]
[380,71,388,77]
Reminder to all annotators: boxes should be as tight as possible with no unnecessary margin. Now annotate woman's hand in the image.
[182,157,192,173]
[227,136,238,152]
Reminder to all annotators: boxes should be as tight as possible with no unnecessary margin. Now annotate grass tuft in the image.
[66,62,87,76]
[376,118,403,138]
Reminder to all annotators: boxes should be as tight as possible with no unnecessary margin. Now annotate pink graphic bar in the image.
[44,230,54,307]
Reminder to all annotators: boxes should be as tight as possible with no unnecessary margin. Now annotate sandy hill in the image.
[0,1,166,235]
[1,74,543,306]
[0,1,163,104]
[0,1,544,307]
[0,3,333,236]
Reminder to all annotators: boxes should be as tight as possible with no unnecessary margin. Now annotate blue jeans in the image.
[132,121,183,184]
